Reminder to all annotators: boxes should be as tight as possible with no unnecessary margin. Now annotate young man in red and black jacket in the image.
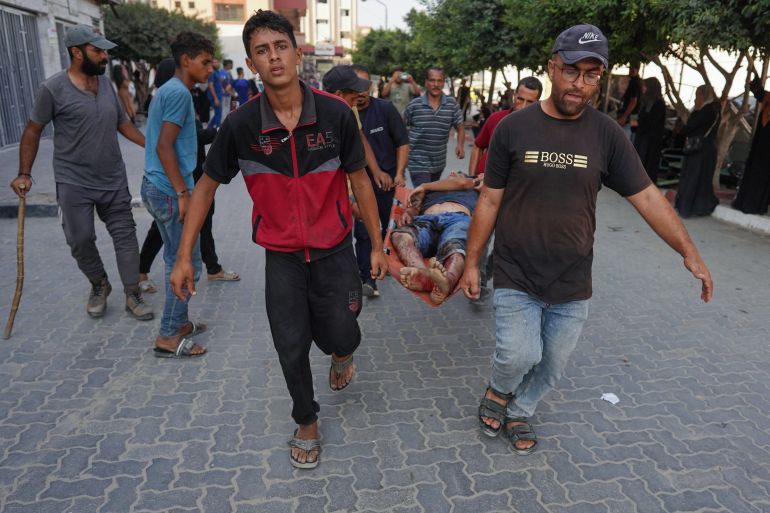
[170,10,387,469]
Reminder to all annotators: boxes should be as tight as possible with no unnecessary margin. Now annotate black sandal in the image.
[504,417,538,455]
[477,387,513,437]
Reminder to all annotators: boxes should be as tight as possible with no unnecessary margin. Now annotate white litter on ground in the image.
[601,393,620,405]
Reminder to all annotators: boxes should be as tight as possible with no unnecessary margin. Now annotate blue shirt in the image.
[404,94,463,174]
[233,78,250,103]
[422,189,478,213]
[144,77,197,196]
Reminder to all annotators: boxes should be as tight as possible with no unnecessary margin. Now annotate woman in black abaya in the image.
[675,85,720,218]
[634,77,666,184]
[732,92,770,215]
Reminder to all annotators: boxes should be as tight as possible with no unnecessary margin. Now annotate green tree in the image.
[508,0,770,187]
[103,3,220,112]
[352,28,414,77]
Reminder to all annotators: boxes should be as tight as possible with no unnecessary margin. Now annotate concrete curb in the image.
[712,204,770,236]
[0,197,145,219]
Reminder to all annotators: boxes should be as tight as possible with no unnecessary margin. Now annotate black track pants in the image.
[265,245,363,425]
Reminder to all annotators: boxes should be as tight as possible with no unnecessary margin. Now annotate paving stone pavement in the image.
[1,136,769,513]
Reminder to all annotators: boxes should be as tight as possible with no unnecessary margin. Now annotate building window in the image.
[341,9,349,16]
[214,3,244,21]
[188,1,195,7]
[340,31,351,39]
[174,1,181,8]
[316,19,329,24]
[318,0,328,3]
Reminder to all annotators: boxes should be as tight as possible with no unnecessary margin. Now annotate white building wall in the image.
[2,0,102,79]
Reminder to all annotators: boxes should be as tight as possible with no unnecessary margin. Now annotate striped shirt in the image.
[404,93,463,175]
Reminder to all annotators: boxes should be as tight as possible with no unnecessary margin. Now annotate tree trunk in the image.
[487,68,497,110]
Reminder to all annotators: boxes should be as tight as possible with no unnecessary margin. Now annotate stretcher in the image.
[382,186,462,307]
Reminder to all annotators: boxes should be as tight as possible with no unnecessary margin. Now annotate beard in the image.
[551,86,590,117]
[81,54,107,76]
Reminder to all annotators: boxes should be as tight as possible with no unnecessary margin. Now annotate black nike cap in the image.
[551,24,609,68]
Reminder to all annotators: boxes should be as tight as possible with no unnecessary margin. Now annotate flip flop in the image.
[179,321,207,337]
[329,354,354,392]
[288,429,321,469]
[208,270,240,281]
[153,337,207,358]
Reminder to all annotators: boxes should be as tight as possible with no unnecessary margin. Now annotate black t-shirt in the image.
[484,104,652,303]
[620,75,642,115]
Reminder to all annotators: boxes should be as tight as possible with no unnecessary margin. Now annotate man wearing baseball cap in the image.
[9,24,153,321]
[461,24,713,454]
[324,64,404,297]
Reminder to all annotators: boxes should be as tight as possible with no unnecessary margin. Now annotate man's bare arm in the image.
[455,123,466,159]
[157,121,192,222]
[207,80,219,106]
[618,96,638,124]
[9,121,45,197]
[349,168,388,279]
[459,186,503,299]
[394,144,408,186]
[626,184,713,302]
[468,145,481,174]
[118,121,145,147]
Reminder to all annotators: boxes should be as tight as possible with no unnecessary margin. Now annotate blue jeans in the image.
[491,288,589,418]
[394,211,470,262]
[141,177,201,337]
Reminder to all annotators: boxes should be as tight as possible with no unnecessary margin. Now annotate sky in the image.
[357,0,423,31]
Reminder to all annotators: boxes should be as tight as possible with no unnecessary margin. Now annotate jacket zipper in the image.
[288,130,311,262]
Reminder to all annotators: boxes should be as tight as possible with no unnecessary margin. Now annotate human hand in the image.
[214,98,220,107]
[617,115,627,125]
[10,175,32,197]
[459,265,480,300]
[456,145,465,159]
[473,173,484,190]
[170,258,196,301]
[177,194,189,223]
[374,172,393,191]
[370,250,388,280]
[394,173,406,187]
[684,253,713,302]
[408,186,425,207]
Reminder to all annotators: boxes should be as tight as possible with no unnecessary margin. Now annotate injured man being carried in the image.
[391,172,483,305]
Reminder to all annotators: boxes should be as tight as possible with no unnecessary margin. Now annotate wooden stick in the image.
[4,191,26,339]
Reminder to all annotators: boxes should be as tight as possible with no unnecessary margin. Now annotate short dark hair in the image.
[223,59,233,67]
[516,76,543,99]
[425,67,445,80]
[236,66,244,74]
[242,10,297,57]
[351,64,369,77]
[170,32,215,66]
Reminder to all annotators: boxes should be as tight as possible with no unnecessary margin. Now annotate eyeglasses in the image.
[552,62,602,86]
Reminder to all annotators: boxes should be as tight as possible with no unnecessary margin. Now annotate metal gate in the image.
[0,8,45,147]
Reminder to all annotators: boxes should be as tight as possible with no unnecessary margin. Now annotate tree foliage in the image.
[104,3,220,66]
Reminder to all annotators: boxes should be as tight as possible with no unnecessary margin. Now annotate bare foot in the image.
[399,267,433,291]
[291,421,320,465]
[329,354,355,391]
[427,257,452,304]
[155,335,206,356]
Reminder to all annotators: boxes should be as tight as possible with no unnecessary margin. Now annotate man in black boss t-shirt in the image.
[169,10,388,470]
[460,24,713,455]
